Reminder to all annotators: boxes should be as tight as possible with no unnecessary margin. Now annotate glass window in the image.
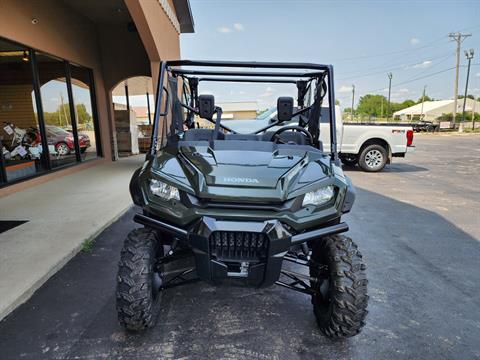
[36,52,78,168]
[0,39,47,183]
[70,65,98,160]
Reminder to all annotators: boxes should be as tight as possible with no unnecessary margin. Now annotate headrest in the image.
[198,94,215,119]
[277,97,294,122]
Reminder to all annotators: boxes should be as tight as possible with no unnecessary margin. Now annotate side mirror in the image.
[277,97,294,122]
[198,94,215,119]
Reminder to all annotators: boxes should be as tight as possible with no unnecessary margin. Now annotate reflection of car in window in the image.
[45,125,90,155]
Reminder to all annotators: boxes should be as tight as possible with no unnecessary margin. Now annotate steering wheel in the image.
[271,125,314,145]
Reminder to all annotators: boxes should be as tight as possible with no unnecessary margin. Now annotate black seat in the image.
[262,131,307,145]
[183,129,225,141]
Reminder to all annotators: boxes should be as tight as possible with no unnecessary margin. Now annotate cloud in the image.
[475,72,480,77]
[410,38,420,45]
[217,26,232,34]
[413,60,432,69]
[217,23,244,34]
[233,23,244,31]
[398,88,409,94]
[338,85,353,93]
[260,86,275,97]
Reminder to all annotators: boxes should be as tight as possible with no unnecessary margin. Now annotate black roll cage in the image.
[150,60,339,162]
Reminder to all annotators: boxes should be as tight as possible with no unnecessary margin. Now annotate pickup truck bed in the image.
[224,107,414,172]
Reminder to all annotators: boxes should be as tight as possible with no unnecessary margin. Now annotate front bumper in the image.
[134,213,348,287]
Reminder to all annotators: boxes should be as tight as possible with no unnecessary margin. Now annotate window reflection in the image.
[0,37,101,186]
[0,39,46,182]
[71,65,97,160]
[37,52,78,168]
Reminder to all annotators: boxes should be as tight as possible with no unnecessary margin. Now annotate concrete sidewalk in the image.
[0,156,143,321]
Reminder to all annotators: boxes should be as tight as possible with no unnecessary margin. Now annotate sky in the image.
[41,81,92,114]
[178,0,480,110]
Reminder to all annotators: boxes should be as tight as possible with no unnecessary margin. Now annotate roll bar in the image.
[150,60,339,163]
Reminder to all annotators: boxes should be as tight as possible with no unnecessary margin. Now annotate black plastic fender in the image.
[341,176,356,213]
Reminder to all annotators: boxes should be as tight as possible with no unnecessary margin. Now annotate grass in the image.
[81,237,95,252]
[463,127,480,133]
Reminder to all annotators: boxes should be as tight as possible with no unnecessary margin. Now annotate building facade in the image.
[393,99,479,122]
[0,0,193,195]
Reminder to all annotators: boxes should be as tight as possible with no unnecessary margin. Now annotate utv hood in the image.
[181,143,303,189]
[151,141,333,202]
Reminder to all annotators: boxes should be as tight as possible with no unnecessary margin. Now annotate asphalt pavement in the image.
[0,134,479,360]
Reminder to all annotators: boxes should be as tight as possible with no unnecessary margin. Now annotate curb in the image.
[0,204,133,322]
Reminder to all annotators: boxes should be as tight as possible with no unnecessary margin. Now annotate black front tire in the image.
[116,228,163,331]
[358,144,387,172]
[309,235,368,339]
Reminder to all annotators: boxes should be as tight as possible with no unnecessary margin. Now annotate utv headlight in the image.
[302,186,335,207]
[149,179,180,201]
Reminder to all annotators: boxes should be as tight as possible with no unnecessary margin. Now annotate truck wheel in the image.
[116,228,163,331]
[358,144,387,172]
[309,235,368,339]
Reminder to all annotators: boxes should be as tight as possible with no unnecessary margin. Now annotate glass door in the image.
[0,39,47,183]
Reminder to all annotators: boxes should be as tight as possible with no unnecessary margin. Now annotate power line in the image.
[331,35,448,62]
[337,52,453,81]
[338,49,452,77]
[364,66,456,93]
[340,63,479,97]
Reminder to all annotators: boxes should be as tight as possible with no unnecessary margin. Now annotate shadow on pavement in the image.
[343,163,428,173]
[0,189,479,360]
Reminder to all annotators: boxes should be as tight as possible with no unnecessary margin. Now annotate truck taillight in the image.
[407,130,414,146]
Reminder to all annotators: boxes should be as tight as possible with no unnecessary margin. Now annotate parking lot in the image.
[0,133,479,360]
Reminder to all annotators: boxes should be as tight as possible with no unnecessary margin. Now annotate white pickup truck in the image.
[225,106,415,172]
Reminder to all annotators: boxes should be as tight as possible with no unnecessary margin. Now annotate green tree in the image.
[356,94,387,117]
[417,95,434,103]
[75,103,92,125]
[458,94,475,100]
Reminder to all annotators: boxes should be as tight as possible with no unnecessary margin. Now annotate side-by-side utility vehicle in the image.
[116,61,368,339]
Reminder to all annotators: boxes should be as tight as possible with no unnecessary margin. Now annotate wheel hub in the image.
[365,149,383,168]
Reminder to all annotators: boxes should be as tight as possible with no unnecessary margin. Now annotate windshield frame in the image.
[150,60,339,163]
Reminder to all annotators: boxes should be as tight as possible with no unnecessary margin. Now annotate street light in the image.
[461,49,474,128]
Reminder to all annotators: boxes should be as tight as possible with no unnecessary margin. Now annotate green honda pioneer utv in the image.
[116,60,368,339]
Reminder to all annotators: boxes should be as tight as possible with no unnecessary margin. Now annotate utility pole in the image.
[351,84,355,122]
[473,98,477,130]
[461,49,474,130]
[387,73,393,121]
[449,32,471,128]
[420,85,427,121]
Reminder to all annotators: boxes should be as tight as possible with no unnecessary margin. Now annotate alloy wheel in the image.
[365,149,383,168]
[56,143,70,156]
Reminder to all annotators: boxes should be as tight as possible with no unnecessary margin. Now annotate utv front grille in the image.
[209,231,269,261]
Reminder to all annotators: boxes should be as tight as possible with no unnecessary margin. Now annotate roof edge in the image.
[173,0,195,33]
